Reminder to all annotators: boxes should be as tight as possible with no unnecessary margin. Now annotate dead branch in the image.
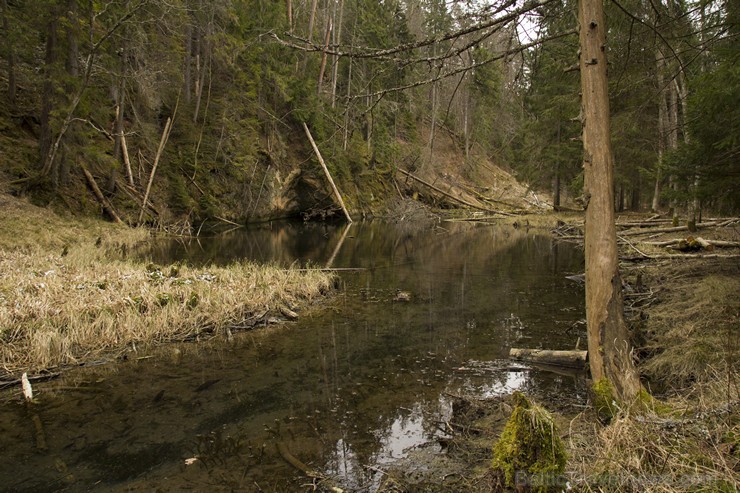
[81,167,123,224]
[397,168,514,216]
[620,222,718,236]
[139,110,175,224]
[302,122,352,223]
[622,253,740,261]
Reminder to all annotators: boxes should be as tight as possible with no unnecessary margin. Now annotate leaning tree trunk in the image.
[578,0,640,403]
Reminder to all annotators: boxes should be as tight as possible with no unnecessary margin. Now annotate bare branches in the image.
[346,28,577,101]
[270,0,556,61]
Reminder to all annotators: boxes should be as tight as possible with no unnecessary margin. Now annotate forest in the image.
[0,0,736,222]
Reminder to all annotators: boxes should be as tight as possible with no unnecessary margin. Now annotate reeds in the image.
[0,247,334,374]
[0,194,335,375]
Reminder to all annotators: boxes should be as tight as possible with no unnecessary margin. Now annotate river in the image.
[0,220,587,492]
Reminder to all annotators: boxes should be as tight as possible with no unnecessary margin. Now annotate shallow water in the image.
[0,221,587,492]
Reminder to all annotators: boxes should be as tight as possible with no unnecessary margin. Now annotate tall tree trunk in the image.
[652,47,668,212]
[113,47,126,162]
[676,73,699,224]
[65,0,79,77]
[553,120,562,208]
[39,11,59,174]
[630,171,641,210]
[578,0,640,403]
[286,0,292,31]
[668,78,679,221]
[330,0,344,108]
[307,0,318,42]
[183,21,192,104]
[317,17,332,95]
[2,0,16,107]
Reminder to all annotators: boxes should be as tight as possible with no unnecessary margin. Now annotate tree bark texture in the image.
[578,0,640,402]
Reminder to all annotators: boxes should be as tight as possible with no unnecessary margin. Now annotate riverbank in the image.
[0,193,336,378]
[368,213,739,493]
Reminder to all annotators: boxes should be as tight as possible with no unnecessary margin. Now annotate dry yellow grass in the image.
[567,377,738,492]
[565,258,739,493]
[0,194,335,375]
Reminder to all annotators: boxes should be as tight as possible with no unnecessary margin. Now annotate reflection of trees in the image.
[53,221,587,490]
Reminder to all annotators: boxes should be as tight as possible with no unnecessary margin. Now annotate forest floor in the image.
[0,192,336,380]
[368,212,739,493]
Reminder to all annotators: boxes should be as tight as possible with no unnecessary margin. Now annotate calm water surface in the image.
[0,221,587,492]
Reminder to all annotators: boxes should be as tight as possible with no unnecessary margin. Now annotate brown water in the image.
[0,221,587,492]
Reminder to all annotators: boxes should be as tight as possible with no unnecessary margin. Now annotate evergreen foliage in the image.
[0,0,736,220]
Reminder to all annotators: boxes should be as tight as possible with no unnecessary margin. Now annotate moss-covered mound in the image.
[492,391,567,492]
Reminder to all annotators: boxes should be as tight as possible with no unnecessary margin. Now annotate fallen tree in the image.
[509,348,588,369]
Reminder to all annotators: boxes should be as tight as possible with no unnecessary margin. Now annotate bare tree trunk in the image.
[307,0,318,42]
[342,15,357,151]
[579,0,640,403]
[676,73,699,224]
[652,47,668,212]
[330,0,344,108]
[113,78,126,161]
[183,22,192,104]
[139,117,173,224]
[667,78,679,222]
[553,120,562,208]
[317,17,332,95]
[428,79,438,163]
[302,122,352,223]
[286,0,293,31]
[65,0,79,77]
[2,0,16,107]
[39,11,59,173]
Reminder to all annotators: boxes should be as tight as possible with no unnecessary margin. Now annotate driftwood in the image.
[81,167,123,224]
[509,348,588,369]
[397,168,514,216]
[302,122,352,223]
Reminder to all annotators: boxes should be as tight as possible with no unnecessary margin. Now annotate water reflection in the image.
[0,221,587,492]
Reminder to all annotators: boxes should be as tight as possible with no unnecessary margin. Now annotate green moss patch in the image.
[491,391,567,492]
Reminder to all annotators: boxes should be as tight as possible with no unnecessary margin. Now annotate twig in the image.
[618,235,652,258]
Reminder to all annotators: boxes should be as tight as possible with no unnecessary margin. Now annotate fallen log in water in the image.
[509,348,588,369]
